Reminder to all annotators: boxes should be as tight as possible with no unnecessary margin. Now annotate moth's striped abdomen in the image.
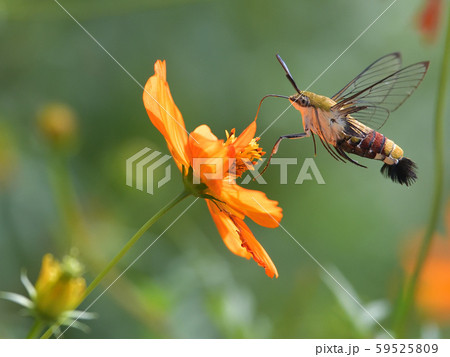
[341,130,417,186]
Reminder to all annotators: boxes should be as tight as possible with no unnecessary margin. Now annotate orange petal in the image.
[189,125,224,158]
[404,234,450,321]
[232,119,257,152]
[231,216,278,278]
[189,125,231,180]
[213,183,283,228]
[190,124,219,142]
[207,200,252,259]
[143,60,190,171]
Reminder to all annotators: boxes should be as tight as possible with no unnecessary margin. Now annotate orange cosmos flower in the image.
[403,201,450,323]
[416,0,443,43]
[143,60,283,278]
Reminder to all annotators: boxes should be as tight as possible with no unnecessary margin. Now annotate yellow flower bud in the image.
[37,103,78,150]
[34,254,86,322]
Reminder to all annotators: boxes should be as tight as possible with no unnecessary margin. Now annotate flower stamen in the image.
[225,129,265,177]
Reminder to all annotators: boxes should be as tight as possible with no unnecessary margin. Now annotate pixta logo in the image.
[126,148,325,195]
[126,148,172,195]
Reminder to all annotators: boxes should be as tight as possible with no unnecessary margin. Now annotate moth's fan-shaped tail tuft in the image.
[380,157,417,186]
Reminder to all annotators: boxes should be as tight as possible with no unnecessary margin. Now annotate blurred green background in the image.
[0,0,449,338]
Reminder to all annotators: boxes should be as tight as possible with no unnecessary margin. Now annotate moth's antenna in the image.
[254,94,290,120]
[276,54,301,94]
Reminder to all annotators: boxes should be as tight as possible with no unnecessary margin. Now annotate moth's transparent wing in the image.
[333,60,429,130]
[343,106,391,130]
[332,53,402,103]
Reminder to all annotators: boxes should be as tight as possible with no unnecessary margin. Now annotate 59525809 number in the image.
[375,344,438,354]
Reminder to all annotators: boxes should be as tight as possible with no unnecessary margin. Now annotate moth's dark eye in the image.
[300,97,309,106]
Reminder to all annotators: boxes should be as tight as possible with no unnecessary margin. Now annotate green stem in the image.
[393,7,450,338]
[48,152,82,251]
[27,319,44,339]
[40,190,191,339]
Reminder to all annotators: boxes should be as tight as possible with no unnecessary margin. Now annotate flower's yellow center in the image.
[225,128,265,177]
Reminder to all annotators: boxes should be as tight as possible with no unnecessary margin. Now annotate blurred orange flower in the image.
[143,60,283,278]
[416,0,443,42]
[403,201,450,323]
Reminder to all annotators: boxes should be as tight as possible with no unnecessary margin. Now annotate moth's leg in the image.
[258,132,309,176]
